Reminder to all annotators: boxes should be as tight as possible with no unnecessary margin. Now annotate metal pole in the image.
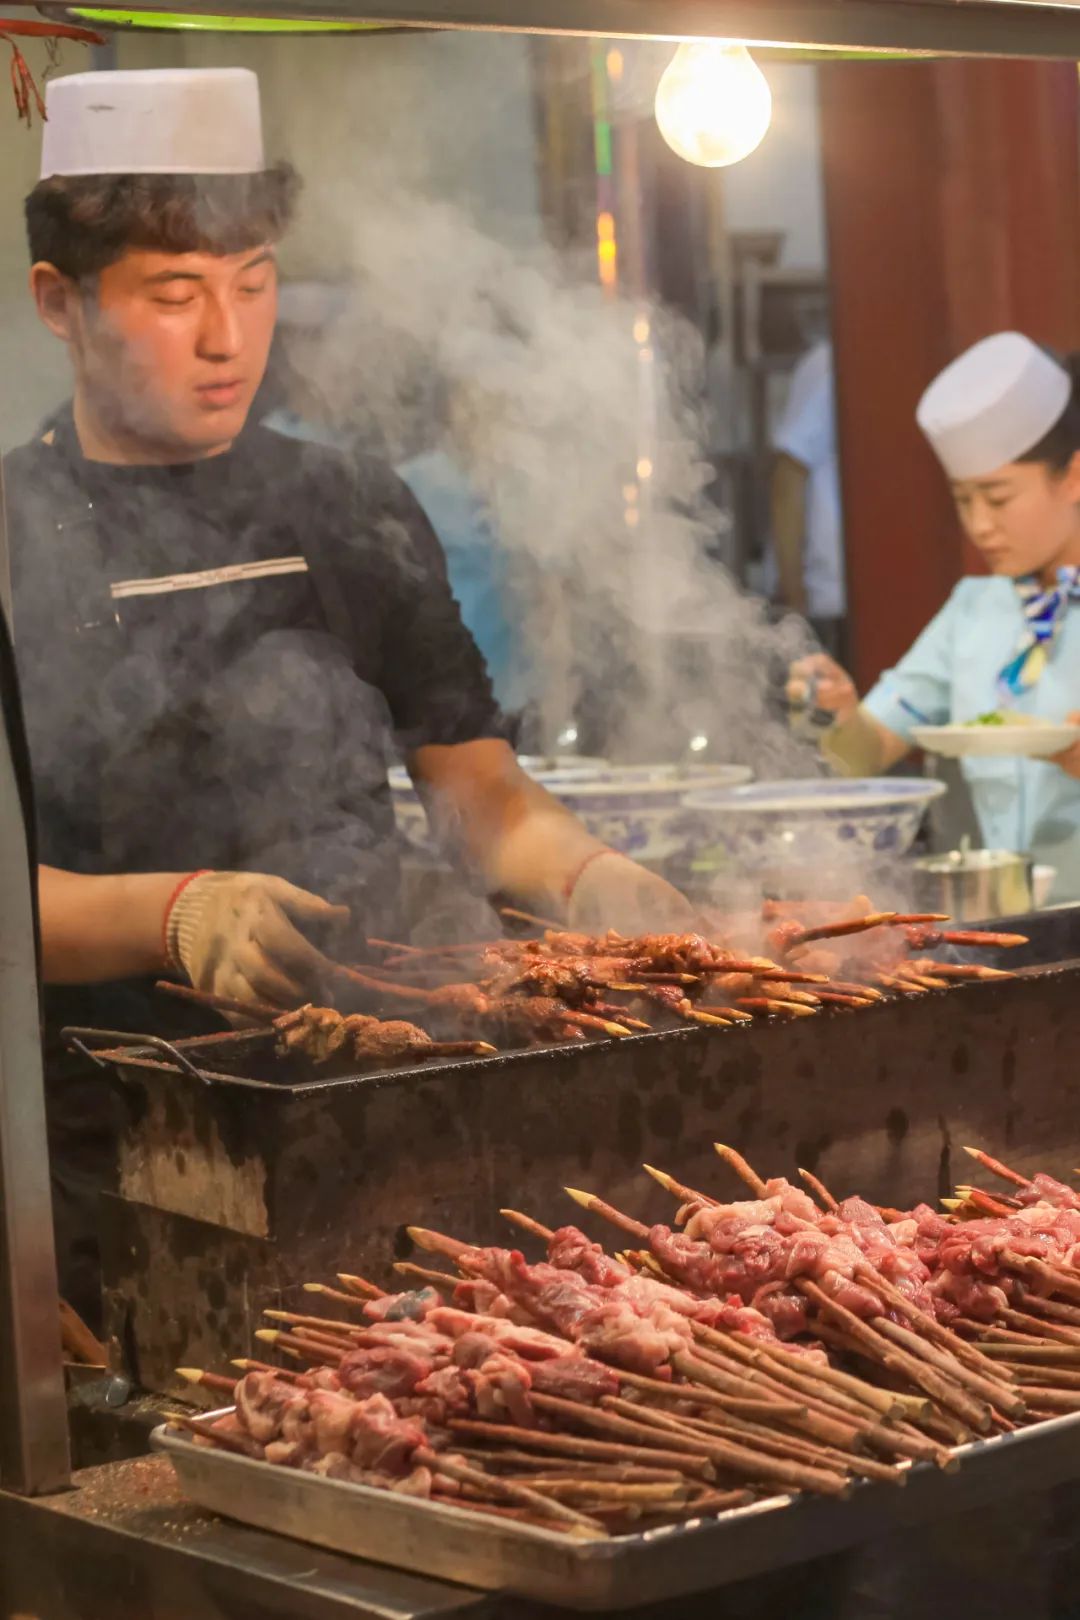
[0,460,11,633]
[0,606,70,1495]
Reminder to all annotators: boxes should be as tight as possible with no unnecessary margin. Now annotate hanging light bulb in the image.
[654,41,772,168]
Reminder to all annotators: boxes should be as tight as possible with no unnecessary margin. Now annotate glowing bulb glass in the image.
[654,42,773,169]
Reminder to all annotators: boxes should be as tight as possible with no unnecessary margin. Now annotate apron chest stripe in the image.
[109,556,309,600]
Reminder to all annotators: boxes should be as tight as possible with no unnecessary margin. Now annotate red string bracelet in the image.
[162,869,212,970]
[562,847,623,902]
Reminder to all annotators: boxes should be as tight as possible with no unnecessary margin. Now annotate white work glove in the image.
[566,851,695,937]
[165,871,350,1009]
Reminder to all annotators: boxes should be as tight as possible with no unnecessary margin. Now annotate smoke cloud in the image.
[273,171,823,782]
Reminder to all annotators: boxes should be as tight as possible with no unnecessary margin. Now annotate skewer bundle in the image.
[156,894,1026,1075]
[176,1139,1080,1542]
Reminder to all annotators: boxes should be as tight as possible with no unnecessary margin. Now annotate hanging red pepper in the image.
[0,18,106,129]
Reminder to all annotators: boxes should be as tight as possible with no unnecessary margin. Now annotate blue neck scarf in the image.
[998,566,1080,700]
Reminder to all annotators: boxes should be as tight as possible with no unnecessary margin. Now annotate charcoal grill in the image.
[72,908,1080,1395]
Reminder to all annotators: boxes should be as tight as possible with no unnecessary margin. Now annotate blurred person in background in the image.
[790,332,1080,902]
[770,337,848,658]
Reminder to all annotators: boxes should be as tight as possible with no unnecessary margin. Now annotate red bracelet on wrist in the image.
[563,847,621,902]
[162,869,211,970]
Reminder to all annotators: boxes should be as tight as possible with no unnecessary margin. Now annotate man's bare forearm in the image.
[38,866,183,984]
[411,740,607,918]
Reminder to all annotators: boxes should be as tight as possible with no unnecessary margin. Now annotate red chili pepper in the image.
[1,20,105,130]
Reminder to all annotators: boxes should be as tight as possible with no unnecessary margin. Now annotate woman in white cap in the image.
[791,331,1080,901]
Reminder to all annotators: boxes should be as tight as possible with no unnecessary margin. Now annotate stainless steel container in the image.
[912,848,1033,920]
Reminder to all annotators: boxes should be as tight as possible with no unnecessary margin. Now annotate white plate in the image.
[912,721,1080,759]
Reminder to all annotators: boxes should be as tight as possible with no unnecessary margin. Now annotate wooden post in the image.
[820,59,1080,689]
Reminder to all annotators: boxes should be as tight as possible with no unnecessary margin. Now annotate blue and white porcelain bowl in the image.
[550,764,754,861]
[682,777,947,872]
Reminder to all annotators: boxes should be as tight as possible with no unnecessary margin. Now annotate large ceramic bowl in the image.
[550,764,754,861]
[682,777,947,872]
[390,760,753,861]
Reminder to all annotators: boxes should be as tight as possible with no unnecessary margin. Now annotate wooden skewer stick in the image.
[230,1358,304,1382]
[1019,1294,1080,1329]
[694,1004,755,1023]
[707,1327,911,1420]
[500,1209,556,1242]
[674,1351,864,1453]
[872,1318,1026,1417]
[391,1262,459,1292]
[976,1341,1080,1365]
[176,1367,237,1395]
[169,1414,255,1456]
[1011,1365,1080,1390]
[797,1168,839,1212]
[498,906,563,931]
[1016,1387,1080,1414]
[580,1396,850,1499]
[641,1163,719,1209]
[962,1146,1032,1188]
[262,1310,359,1339]
[453,1450,686,1483]
[812,991,876,1009]
[819,980,887,1001]
[255,1327,343,1365]
[444,1419,716,1481]
[683,1489,755,1516]
[786,911,898,946]
[506,1479,691,1506]
[563,1188,650,1239]
[736,998,819,1019]
[154,977,279,1023]
[405,1227,471,1260]
[712,1143,769,1198]
[416,1447,604,1533]
[666,1406,906,1487]
[1001,1251,1080,1302]
[853,1267,1015,1387]
[302,1282,372,1310]
[337,1272,386,1299]
[795,1280,991,1432]
[996,1307,1080,1346]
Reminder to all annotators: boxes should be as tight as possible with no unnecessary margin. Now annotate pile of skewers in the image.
[157,896,1026,1075]
[172,1140,1080,1541]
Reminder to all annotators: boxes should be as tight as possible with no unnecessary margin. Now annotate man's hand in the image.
[166,872,350,1009]
[1048,712,1080,779]
[567,852,695,936]
[788,652,859,725]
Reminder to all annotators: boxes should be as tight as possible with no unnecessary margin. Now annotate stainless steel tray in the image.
[154,1408,1080,1610]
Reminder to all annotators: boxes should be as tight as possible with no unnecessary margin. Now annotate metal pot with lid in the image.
[912,846,1033,920]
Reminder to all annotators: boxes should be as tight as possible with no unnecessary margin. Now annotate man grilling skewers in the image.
[6,68,690,1318]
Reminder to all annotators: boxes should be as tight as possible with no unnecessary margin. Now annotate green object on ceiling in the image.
[62,9,396,31]
[752,45,943,61]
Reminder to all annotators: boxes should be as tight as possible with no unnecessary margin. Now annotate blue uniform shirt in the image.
[863,576,1080,900]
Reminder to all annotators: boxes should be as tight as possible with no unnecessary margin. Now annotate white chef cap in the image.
[916,332,1072,480]
[40,69,265,180]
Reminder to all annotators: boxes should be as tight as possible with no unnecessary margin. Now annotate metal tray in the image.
[154,1406,1080,1610]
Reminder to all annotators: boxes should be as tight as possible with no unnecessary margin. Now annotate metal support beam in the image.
[25,0,1080,59]
[0,626,70,1496]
